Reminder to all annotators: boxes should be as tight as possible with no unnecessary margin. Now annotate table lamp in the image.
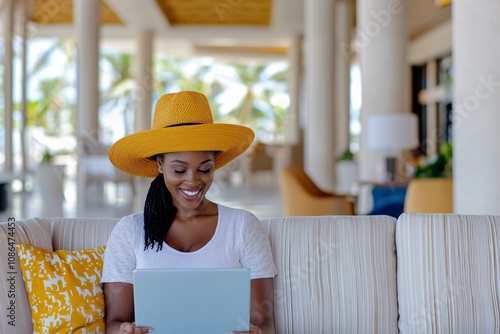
[367,113,418,182]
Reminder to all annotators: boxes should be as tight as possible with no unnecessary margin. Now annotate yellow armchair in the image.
[279,166,355,216]
[403,178,453,213]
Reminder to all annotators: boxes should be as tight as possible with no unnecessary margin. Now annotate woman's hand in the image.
[118,322,151,334]
[104,283,152,334]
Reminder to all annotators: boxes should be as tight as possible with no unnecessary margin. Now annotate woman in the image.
[102,91,277,334]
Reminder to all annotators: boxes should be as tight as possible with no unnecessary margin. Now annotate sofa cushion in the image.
[261,215,398,334]
[396,213,500,333]
[0,218,52,334]
[16,243,106,334]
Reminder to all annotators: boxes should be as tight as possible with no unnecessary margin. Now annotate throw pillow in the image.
[15,244,106,334]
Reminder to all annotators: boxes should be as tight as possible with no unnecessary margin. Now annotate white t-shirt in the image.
[102,204,277,284]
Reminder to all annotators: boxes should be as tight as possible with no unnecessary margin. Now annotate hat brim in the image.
[108,124,255,178]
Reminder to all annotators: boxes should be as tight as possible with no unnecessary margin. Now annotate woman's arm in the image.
[104,282,151,334]
[249,278,275,334]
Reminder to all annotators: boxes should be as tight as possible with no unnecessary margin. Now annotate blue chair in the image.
[367,185,407,218]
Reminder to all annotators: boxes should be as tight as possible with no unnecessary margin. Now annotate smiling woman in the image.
[102,91,277,334]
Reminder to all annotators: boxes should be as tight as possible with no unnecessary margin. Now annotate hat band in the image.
[165,122,202,128]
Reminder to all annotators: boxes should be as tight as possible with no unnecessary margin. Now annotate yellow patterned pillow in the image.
[15,244,106,334]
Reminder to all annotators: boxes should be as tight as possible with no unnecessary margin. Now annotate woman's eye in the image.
[199,168,212,173]
[174,170,186,174]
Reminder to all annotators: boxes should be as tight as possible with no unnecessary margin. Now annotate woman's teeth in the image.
[182,189,200,196]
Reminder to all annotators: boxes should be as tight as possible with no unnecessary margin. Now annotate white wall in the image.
[453,0,500,214]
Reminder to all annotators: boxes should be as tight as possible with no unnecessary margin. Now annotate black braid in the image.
[143,173,177,251]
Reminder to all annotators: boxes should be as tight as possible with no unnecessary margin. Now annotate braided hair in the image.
[143,173,177,251]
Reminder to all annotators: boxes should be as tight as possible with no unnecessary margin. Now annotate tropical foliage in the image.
[27,38,76,135]
[414,141,453,178]
[3,38,290,169]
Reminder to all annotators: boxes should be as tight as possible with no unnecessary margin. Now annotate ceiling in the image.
[156,0,273,26]
[7,0,451,58]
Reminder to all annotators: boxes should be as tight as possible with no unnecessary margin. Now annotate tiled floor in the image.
[2,174,284,222]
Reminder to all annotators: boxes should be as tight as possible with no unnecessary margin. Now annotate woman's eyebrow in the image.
[169,159,214,165]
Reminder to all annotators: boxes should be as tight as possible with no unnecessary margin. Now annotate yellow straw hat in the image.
[109,91,255,178]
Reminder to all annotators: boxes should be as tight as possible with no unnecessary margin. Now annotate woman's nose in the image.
[184,171,200,184]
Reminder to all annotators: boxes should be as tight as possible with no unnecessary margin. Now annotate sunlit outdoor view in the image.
[0,38,290,177]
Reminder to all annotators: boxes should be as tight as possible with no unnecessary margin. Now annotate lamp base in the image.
[385,157,397,182]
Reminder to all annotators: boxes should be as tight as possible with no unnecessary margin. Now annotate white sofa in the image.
[1,214,499,333]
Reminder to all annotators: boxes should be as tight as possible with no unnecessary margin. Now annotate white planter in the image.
[335,161,359,194]
[36,164,65,217]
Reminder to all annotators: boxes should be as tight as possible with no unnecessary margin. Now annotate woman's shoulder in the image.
[105,212,144,259]
[217,204,259,224]
[113,211,144,233]
[218,203,248,216]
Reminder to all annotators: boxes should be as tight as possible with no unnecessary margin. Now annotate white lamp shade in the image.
[367,113,418,150]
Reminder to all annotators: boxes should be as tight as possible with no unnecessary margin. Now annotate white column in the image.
[334,0,353,157]
[304,0,337,191]
[3,0,14,172]
[75,0,100,215]
[133,30,154,212]
[286,35,302,147]
[357,0,408,182]
[134,31,154,132]
[21,1,30,186]
[453,0,500,214]
[425,60,438,157]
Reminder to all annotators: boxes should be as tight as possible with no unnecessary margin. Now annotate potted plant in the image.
[36,149,66,216]
[414,141,452,178]
[335,148,359,194]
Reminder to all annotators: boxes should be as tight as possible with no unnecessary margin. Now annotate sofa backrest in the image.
[48,217,119,251]
[1,215,398,333]
[261,215,399,334]
[396,213,500,333]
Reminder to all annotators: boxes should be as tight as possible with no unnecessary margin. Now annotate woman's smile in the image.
[180,188,201,197]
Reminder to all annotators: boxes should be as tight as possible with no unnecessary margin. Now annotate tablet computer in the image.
[133,268,251,334]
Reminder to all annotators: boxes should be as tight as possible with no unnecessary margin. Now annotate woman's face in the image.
[157,151,216,211]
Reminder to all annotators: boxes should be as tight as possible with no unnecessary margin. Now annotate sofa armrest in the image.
[0,218,53,333]
[0,217,120,333]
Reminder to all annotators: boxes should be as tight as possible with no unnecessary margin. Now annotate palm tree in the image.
[222,62,289,143]
[28,38,76,136]
[154,57,226,120]
[33,77,73,135]
[100,51,135,137]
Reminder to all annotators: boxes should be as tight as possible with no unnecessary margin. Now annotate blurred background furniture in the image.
[247,142,275,186]
[83,155,135,205]
[403,178,453,213]
[0,174,13,215]
[279,166,355,216]
[367,184,407,218]
[367,114,418,182]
